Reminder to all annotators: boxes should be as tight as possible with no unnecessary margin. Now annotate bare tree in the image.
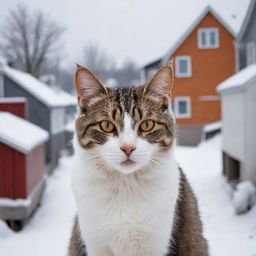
[114,59,140,86]
[81,43,140,87]
[0,5,65,77]
[82,43,115,82]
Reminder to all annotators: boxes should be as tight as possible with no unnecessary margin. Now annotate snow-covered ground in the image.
[0,135,256,255]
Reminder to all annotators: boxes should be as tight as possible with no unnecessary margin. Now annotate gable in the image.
[162,7,235,64]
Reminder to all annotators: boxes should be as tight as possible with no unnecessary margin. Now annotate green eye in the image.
[100,120,115,133]
[140,120,154,132]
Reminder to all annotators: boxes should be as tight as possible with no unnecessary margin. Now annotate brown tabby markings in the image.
[76,86,175,152]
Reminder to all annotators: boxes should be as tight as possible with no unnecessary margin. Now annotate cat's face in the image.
[75,65,175,174]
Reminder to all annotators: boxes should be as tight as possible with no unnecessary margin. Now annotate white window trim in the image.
[174,97,191,119]
[175,56,192,78]
[246,41,256,66]
[198,28,219,49]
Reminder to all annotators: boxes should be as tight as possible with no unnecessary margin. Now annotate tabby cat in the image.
[68,65,208,256]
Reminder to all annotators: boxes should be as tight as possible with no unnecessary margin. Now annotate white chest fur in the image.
[72,144,180,256]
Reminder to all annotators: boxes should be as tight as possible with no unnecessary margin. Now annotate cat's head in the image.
[74,65,175,174]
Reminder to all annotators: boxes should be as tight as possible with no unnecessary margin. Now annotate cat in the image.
[68,64,208,256]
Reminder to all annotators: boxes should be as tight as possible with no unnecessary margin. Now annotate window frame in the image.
[198,28,219,49]
[175,56,192,78]
[174,96,191,119]
[246,41,256,66]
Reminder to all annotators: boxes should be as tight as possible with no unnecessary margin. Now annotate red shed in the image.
[0,111,49,230]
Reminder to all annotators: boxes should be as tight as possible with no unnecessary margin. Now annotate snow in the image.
[0,112,49,154]
[3,66,76,107]
[232,181,256,215]
[65,120,75,133]
[217,64,256,93]
[0,220,14,239]
[1,134,256,255]
[203,121,222,133]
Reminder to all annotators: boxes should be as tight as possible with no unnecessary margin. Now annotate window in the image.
[175,56,192,77]
[50,108,65,134]
[198,28,219,49]
[174,97,191,118]
[246,42,256,66]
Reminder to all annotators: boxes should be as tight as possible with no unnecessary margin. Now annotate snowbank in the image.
[232,181,256,214]
[0,220,13,238]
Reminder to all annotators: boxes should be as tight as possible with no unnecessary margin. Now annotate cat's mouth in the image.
[120,159,136,166]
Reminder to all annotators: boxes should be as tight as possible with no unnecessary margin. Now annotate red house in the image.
[0,98,49,230]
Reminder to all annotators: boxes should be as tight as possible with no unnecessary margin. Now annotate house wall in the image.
[0,143,26,199]
[244,82,256,182]
[221,91,245,162]
[3,76,66,171]
[171,12,235,127]
[0,100,27,119]
[4,76,50,131]
[238,4,256,70]
[26,145,45,195]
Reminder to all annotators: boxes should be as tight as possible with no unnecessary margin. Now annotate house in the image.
[141,6,237,145]
[217,0,256,184]
[0,99,49,230]
[236,0,256,70]
[0,63,77,172]
[217,64,256,184]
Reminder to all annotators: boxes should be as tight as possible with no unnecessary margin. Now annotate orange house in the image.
[142,6,236,145]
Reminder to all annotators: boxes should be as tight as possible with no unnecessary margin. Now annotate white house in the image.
[217,64,256,183]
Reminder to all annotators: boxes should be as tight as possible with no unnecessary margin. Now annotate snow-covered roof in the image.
[161,6,235,64]
[203,121,222,133]
[217,64,256,93]
[0,97,26,103]
[3,66,76,107]
[0,112,49,154]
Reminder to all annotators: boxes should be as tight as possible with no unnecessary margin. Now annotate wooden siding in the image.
[26,145,45,195]
[0,142,26,199]
[0,101,27,119]
[171,12,235,125]
[0,143,45,199]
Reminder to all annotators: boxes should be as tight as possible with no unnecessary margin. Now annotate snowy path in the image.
[0,135,256,255]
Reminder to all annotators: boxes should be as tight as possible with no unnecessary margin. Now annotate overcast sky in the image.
[0,0,251,68]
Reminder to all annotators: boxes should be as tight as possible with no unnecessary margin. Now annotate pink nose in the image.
[120,145,136,157]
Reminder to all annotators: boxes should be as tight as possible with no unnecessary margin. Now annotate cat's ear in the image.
[143,65,173,105]
[75,66,108,107]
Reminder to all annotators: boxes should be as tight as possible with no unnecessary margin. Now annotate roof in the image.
[0,97,26,103]
[3,66,76,108]
[217,64,256,93]
[237,0,256,41]
[0,112,49,154]
[141,1,250,68]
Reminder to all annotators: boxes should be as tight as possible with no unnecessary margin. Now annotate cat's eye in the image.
[140,120,154,132]
[100,120,115,133]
